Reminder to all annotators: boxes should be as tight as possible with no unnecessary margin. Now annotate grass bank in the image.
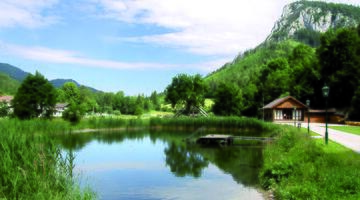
[260,125,360,199]
[0,119,94,199]
[329,125,360,136]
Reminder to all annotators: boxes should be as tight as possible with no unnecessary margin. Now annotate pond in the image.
[57,130,266,200]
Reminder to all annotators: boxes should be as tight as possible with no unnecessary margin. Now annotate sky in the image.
[0,0,359,95]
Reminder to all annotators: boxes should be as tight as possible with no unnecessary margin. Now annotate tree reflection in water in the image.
[56,130,264,187]
[164,142,209,177]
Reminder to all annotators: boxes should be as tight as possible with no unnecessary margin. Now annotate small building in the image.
[305,109,344,124]
[0,95,13,104]
[54,103,68,117]
[262,96,307,122]
[0,96,14,114]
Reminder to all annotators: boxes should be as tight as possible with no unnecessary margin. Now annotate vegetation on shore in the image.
[150,117,277,134]
[2,115,360,199]
[0,119,94,199]
[260,125,360,199]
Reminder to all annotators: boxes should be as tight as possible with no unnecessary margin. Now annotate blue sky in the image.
[0,0,359,95]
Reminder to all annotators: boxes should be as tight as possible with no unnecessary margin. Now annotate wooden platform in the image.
[195,134,273,146]
[196,134,233,145]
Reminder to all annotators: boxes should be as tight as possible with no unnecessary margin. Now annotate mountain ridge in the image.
[266,1,360,45]
[207,1,360,80]
[0,63,101,93]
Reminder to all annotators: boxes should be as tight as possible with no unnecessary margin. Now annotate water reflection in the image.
[164,142,209,177]
[56,130,265,199]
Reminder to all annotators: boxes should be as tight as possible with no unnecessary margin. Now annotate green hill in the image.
[0,63,30,82]
[0,72,20,95]
[0,63,101,93]
[205,1,360,117]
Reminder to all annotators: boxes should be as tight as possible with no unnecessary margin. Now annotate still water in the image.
[58,131,265,200]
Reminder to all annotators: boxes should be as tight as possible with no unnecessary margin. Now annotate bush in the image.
[62,103,85,124]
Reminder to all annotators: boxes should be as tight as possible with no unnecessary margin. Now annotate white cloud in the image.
[0,0,58,28]
[96,0,360,57]
[96,0,287,56]
[0,41,221,72]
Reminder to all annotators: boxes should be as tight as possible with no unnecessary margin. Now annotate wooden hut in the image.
[262,96,307,122]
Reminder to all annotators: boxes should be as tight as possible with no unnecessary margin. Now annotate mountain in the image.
[266,1,360,46]
[0,63,101,93]
[206,1,360,82]
[0,63,30,82]
[205,1,360,116]
[50,79,100,92]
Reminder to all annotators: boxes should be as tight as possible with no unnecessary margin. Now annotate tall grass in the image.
[76,117,149,129]
[260,125,360,199]
[0,118,94,199]
[150,117,277,135]
[0,118,71,135]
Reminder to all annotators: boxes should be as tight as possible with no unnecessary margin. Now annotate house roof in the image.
[263,96,307,109]
[0,96,13,103]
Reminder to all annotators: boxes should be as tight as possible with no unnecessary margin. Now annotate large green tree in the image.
[317,27,360,108]
[12,72,57,119]
[165,74,207,114]
[60,82,86,123]
[212,83,243,116]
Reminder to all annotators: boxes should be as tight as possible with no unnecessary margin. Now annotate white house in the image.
[54,103,68,117]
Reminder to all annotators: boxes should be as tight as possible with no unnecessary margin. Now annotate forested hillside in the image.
[0,63,29,82]
[205,1,360,119]
[0,73,20,95]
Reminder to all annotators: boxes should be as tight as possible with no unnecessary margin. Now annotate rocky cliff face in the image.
[266,1,360,42]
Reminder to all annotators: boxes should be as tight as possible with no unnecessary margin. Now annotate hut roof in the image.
[262,96,307,109]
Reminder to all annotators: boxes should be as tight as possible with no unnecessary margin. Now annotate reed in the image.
[150,117,277,134]
[76,117,149,129]
[0,118,94,199]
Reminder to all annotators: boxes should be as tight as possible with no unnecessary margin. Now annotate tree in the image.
[212,83,243,116]
[288,44,320,100]
[165,74,207,114]
[150,91,161,111]
[60,82,86,123]
[261,58,292,102]
[317,27,360,108]
[12,72,57,119]
[349,86,360,120]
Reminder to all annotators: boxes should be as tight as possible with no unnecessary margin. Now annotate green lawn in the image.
[329,126,360,136]
[300,127,320,136]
